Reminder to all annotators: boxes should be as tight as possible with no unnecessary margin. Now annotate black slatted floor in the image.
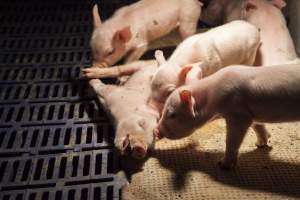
[0,0,137,199]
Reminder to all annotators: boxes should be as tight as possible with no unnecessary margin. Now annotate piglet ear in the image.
[154,50,166,66]
[92,4,102,28]
[179,66,193,84]
[179,90,196,117]
[245,0,257,11]
[121,134,130,154]
[115,26,132,43]
[270,0,286,9]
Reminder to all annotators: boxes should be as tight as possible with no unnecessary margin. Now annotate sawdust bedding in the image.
[121,120,300,200]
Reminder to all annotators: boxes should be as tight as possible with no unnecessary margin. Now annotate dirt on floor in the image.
[121,120,300,200]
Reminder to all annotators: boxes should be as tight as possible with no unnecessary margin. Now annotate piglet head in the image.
[91,26,132,67]
[245,0,286,12]
[270,0,286,9]
[90,5,132,67]
[156,88,200,140]
[244,0,286,30]
[151,50,194,110]
[115,117,156,159]
[115,133,148,159]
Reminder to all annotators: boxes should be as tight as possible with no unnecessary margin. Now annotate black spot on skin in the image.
[153,20,159,25]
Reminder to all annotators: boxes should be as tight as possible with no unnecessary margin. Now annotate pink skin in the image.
[286,0,300,56]
[150,20,260,111]
[202,0,299,66]
[89,0,202,68]
[157,64,300,169]
[242,0,299,66]
[201,0,245,26]
[88,60,160,159]
[202,0,299,65]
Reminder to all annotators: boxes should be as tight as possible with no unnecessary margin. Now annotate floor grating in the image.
[0,0,133,199]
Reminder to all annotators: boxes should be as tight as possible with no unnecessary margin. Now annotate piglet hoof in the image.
[93,62,109,68]
[81,68,99,79]
[217,160,236,171]
[218,161,231,171]
[117,76,130,85]
[255,137,270,148]
[255,142,269,148]
[132,145,147,159]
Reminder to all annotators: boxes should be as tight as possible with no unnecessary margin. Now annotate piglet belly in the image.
[253,106,300,123]
[247,89,300,123]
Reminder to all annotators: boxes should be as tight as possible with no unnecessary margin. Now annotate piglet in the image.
[156,63,300,169]
[90,0,202,68]
[243,0,299,65]
[286,0,300,56]
[200,0,244,26]
[89,60,159,159]
[150,20,260,107]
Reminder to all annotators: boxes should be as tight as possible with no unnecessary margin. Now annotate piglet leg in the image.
[89,79,117,102]
[83,67,121,79]
[178,1,202,38]
[179,20,199,39]
[125,43,148,64]
[116,44,149,84]
[92,61,109,68]
[252,124,270,147]
[83,60,155,79]
[219,117,252,170]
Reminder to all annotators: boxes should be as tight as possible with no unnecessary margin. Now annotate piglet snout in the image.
[132,145,147,159]
[120,135,148,159]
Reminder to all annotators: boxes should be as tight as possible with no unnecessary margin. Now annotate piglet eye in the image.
[167,112,176,119]
[165,90,172,97]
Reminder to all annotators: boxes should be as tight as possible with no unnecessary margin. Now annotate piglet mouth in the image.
[131,145,147,159]
[153,127,162,140]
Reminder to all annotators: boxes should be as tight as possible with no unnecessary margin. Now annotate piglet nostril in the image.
[132,146,147,159]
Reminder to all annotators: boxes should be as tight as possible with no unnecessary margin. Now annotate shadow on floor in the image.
[150,145,300,198]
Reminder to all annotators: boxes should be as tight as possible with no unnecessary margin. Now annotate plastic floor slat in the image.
[0,0,132,199]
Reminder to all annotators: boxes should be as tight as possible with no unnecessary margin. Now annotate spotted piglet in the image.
[90,0,202,68]
[243,0,299,65]
[150,20,260,110]
[88,60,159,159]
[156,64,300,169]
